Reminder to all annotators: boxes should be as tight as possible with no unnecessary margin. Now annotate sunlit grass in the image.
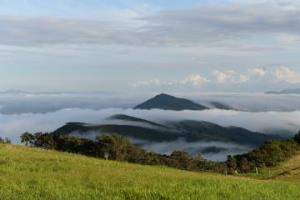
[240,151,300,182]
[270,151,300,182]
[0,144,299,200]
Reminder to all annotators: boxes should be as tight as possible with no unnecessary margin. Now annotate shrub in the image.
[294,131,300,144]
[229,139,299,173]
[0,137,11,144]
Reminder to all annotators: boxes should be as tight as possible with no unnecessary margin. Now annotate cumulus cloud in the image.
[180,75,209,87]
[130,74,209,88]
[213,70,250,84]
[275,66,300,84]
[132,68,270,89]
[130,66,300,88]
[250,68,267,77]
[213,71,229,83]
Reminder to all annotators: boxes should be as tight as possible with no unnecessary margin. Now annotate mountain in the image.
[134,93,208,111]
[53,114,283,159]
[54,115,181,142]
[54,114,280,146]
[107,114,166,128]
[266,88,300,94]
[208,101,237,110]
[169,120,277,145]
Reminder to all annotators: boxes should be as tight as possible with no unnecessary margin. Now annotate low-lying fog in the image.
[0,92,300,114]
[0,92,299,161]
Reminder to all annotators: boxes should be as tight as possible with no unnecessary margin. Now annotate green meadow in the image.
[246,151,300,182]
[0,144,299,200]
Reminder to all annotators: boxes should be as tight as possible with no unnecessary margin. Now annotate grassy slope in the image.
[271,151,300,182]
[0,145,299,200]
[241,151,300,182]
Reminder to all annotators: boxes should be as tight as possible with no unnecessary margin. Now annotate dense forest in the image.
[20,131,300,174]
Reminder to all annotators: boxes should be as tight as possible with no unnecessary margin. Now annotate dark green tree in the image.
[226,155,237,174]
[20,132,35,146]
[0,137,11,144]
[96,135,132,161]
[170,151,193,170]
[294,131,300,144]
[239,157,251,173]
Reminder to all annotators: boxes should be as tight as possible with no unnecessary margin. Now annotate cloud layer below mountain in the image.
[0,92,298,161]
[1,106,299,143]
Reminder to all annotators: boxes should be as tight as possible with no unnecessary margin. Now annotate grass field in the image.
[270,151,300,182]
[240,151,300,182]
[0,144,299,200]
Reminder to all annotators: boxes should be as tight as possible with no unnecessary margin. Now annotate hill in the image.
[208,101,237,110]
[134,93,208,111]
[269,151,300,182]
[0,144,299,200]
[240,151,300,183]
[108,114,166,128]
[54,114,279,146]
[53,114,282,160]
[171,120,279,145]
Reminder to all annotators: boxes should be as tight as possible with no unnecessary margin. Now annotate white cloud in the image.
[213,70,250,84]
[213,71,229,83]
[239,75,250,83]
[132,70,255,88]
[1,1,300,48]
[275,66,300,84]
[1,107,300,143]
[131,74,209,88]
[250,68,267,77]
[180,75,209,87]
[130,79,161,88]
[0,92,299,144]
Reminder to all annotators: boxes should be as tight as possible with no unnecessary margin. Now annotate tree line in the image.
[20,131,300,174]
[20,132,224,172]
[226,131,300,174]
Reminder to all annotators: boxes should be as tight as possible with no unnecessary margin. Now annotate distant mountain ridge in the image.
[208,101,237,110]
[107,114,166,128]
[134,93,208,111]
[54,114,281,146]
[266,88,300,94]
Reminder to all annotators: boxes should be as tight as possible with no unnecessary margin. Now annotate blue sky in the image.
[0,0,300,93]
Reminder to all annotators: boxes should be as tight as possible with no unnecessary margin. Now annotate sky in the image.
[0,0,300,93]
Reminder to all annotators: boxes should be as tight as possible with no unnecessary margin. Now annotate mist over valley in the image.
[0,92,299,161]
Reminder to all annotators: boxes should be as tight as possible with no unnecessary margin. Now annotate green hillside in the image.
[270,151,300,182]
[0,144,299,200]
[55,114,279,146]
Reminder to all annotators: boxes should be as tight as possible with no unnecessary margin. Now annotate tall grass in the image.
[0,144,299,200]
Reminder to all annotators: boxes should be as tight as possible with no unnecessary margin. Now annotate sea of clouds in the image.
[0,92,299,160]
